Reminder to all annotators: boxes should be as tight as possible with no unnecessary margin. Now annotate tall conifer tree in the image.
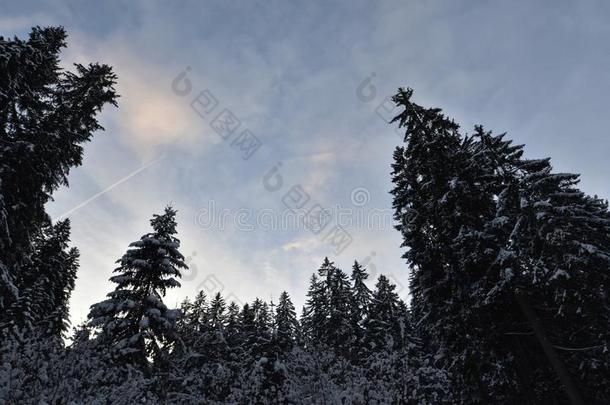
[390,87,610,403]
[0,26,116,334]
[275,291,298,351]
[88,206,186,367]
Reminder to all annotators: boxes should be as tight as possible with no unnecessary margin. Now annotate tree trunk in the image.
[514,291,585,405]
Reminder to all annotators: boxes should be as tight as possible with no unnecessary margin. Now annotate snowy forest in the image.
[1,27,609,404]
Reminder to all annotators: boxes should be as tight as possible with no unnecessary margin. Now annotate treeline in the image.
[3,206,450,403]
[168,257,448,402]
[1,27,609,404]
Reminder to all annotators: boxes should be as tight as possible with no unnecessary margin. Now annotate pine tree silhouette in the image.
[88,206,186,368]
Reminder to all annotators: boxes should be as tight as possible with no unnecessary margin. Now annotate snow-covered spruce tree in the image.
[0,27,116,327]
[245,298,273,361]
[237,291,300,403]
[3,219,79,339]
[274,291,298,351]
[456,124,610,402]
[391,88,610,403]
[302,257,353,353]
[167,293,236,403]
[224,300,244,374]
[35,222,79,338]
[365,275,403,352]
[447,126,560,401]
[390,88,529,402]
[225,301,243,349]
[300,274,326,346]
[227,298,286,403]
[206,292,230,361]
[253,298,273,344]
[326,267,353,356]
[174,297,194,355]
[179,290,211,358]
[200,293,236,400]
[349,260,372,361]
[236,299,290,403]
[492,151,610,402]
[0,321,161,404]
[88,206,186,369]
[317,256,335,287]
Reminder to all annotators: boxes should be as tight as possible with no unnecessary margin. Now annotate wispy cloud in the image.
[3,1,606,325]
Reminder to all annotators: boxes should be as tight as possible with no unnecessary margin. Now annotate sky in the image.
[2,1,609,327]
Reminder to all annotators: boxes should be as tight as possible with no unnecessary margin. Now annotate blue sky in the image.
[2,1,609,325]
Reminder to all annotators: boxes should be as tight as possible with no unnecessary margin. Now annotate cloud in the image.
[4,1,606,325]
[57,29,217,159]
[281,236,319,253]
[115,60,206,152]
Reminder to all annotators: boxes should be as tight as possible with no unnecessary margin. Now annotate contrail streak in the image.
[53,155,164,221]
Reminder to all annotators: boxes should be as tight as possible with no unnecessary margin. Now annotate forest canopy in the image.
[0,27,608,404]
